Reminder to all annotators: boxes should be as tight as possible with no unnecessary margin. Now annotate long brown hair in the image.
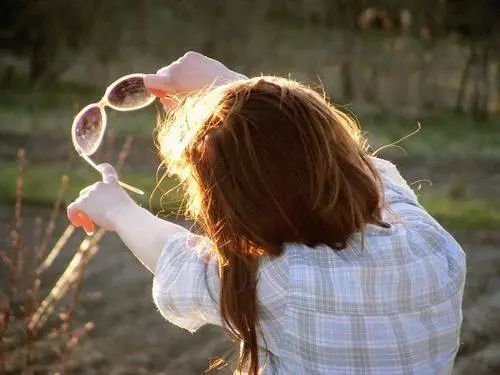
[158,76,383,374]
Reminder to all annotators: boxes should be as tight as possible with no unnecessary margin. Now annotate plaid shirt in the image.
[153,157,466,374]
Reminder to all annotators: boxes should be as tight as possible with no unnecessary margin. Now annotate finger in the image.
[144,73,174,96]
[156,54,189,75]
[96,163,118,184]
[67,202,83,227]
[79,185,93,196]
[67,202,95,235]
[78,212,95,235]
[156,61,177,76]
[160,96,179,111]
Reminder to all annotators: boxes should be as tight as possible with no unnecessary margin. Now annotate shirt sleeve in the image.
[152,231,221,332]
[369,156,424,218]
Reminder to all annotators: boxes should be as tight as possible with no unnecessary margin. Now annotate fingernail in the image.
[78,212,95,235]
[68,211,82,227]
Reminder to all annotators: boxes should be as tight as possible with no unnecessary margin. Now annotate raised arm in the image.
[67,52,246,271]
[143,51,247,110]
[67,164,189,272]
[370,156,420,207]
[368,156,435,227]
[67,164,222,331]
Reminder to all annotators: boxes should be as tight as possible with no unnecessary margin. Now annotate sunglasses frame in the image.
[102,73,157,112]
[71,73,156,195]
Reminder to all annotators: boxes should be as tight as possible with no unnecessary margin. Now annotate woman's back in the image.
[261,225,464,373]
[67,56,466,374]
[153,157,466,374]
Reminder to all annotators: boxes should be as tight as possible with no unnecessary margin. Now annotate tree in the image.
[0,0,130,85]
[445,0,500,119]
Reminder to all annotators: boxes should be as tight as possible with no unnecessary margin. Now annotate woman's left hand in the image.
[144,51,246,110]
[67,164,137,233]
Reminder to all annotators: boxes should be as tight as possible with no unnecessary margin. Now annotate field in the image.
[1,82,500,373]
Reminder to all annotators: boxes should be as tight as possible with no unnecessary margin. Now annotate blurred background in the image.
[0,1,499,374]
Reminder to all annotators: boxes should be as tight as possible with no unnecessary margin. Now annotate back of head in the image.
[161,76,382,253]
[158,76,382,373]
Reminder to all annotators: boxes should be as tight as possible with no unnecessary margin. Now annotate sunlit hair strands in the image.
[157,76,384,374]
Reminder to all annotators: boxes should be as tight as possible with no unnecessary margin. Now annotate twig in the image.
[36,225,75,275]
[24,216,43,369]
[0,299,7,374]
[9,149,25,300]
[20,136,135,370]
[27,230,105,333]
[1,149,25,373]
[24,277,41,370]
[115,135,134,172]
[104,126,116,163]
[57,245,97,372]
[37,175,69,260]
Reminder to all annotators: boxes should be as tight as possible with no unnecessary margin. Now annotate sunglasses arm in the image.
[81,154,145,195]
[97,98,108,109]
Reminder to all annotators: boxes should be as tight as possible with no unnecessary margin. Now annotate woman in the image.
[67,52,466,374]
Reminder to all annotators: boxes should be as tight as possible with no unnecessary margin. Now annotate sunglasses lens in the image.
[72,105,104,155]
[107,75,154,110]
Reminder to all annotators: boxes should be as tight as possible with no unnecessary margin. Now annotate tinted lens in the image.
[107,75,154,110]
[72,105,104,155]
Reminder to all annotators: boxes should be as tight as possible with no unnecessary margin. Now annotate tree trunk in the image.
[340,58,354,102]
[363,66,379,104]
[470,44,491,121]
[29,33,58,86]
[470,61,480,119]
[478,45,490,120]
[29,34,47,84]
[455,46,475,113]
[495,61,500,115]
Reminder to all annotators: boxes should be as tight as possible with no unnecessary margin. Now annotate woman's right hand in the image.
[67,164,136,233]
[144,51,246,109]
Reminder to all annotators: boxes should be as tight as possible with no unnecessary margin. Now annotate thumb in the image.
[97,163,118,184]
[144,73,174,97]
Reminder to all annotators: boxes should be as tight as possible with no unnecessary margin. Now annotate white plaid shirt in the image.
[153,157,466,374]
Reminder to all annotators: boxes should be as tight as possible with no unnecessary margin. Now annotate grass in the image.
[1,85,499,157]
[0,85,159,137]
[0,161,498,231]
[1,83,499,230]
[360,110,500,159]
[420,195,500,230]
[0,161,184,213]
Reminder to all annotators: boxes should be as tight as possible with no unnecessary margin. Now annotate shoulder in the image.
[153,232,220,331]
[258,253,290,297]
[280,230,465,315]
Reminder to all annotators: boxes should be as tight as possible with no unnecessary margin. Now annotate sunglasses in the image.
[71,73,157,195]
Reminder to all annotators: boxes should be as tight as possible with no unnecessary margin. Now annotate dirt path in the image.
[2,203,499,374]
[68,232,231,374]
[48,226,499,374]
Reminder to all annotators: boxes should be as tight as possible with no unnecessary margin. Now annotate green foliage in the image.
[445,0,499,42]
[2,1,498,83]
[0,0,149,84]
[1,85,498,155]
[420,196,500,230]
[0,160,497,230]
[361,110,500,158]
[0,162,182,211]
